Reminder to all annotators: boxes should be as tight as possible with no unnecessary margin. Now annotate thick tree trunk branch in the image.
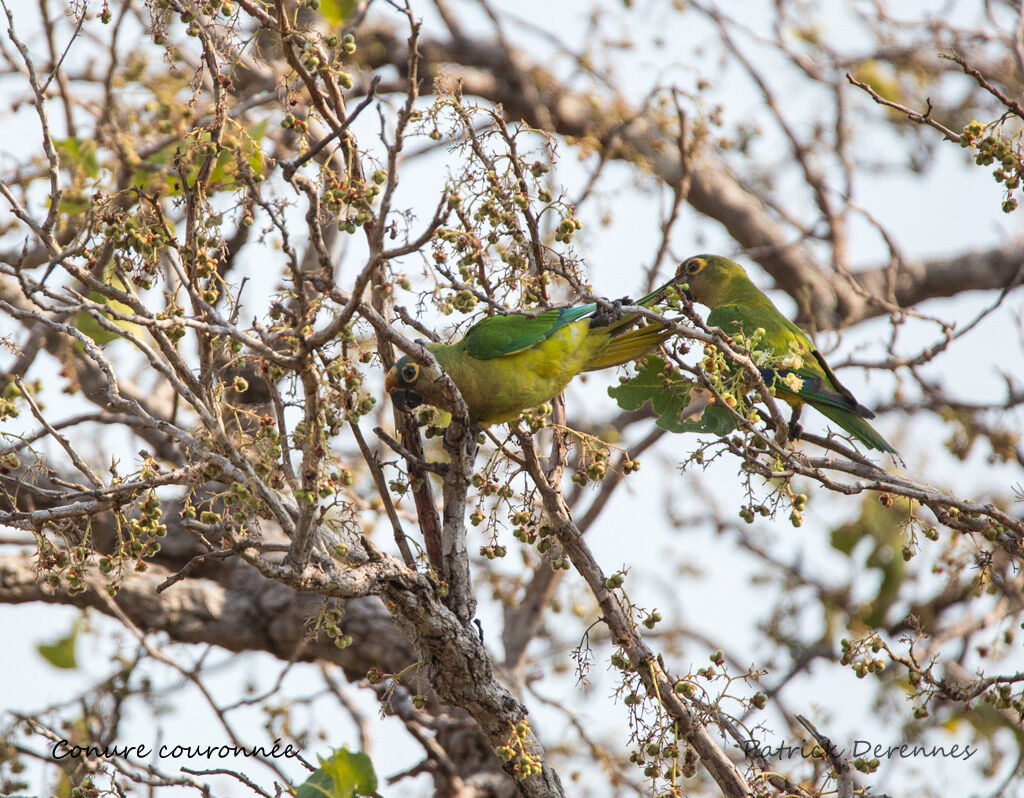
[0,550,415,676]
[853,247,1024,312]
[0,548,544,795]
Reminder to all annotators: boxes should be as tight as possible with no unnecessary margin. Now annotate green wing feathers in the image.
[464,306,595,359]
[461,268,684,361]
[808,350,875,418]
[766,365,871,418]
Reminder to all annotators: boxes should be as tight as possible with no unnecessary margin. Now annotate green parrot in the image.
[681,254,897,455]
[385,278,680,425]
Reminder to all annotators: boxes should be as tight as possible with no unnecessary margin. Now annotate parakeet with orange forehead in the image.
[679,254,896,454]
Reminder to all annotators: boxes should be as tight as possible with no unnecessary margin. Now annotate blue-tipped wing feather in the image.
[463,305,597,359]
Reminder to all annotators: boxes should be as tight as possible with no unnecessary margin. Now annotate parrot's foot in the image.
[590,295,631,327]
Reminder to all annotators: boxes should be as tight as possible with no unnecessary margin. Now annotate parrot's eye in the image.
[683,257,707,275]
[400,362,420,384]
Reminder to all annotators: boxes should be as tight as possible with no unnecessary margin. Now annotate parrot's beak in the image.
[681,284,694,302]
[391,389,423,412]
[385,366,423,412]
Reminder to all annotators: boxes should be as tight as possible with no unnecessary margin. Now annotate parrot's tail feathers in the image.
[585,325,671,371]
[815,404,898,456]
[809,350,876,418]
[766,368,874,419]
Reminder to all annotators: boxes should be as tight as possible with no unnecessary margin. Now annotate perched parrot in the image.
[680,254,897,455]
[385,279,680,425]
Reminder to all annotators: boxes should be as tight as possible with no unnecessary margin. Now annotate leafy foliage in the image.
[830,496,912,629]
[318,0,357,26]
[71,271,145,347]
[36,618,80,670]
[295,748,378,798]
[608,355,736,435]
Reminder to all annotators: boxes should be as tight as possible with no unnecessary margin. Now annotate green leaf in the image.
[296,768,336,798]
[135,123,268,195]
[72,278,145,346]
[58,192,92,216]
[132,141,178,194]
[55,138,100,179]
[206,147,236,187]
[608,355,737,435]
[850,60,905,105]
[295,748,378,798]
[74,305,120,346]
[37,618,81,669]
[245,120,268,174]
[319,0,356,25]
[829,496,910,628]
